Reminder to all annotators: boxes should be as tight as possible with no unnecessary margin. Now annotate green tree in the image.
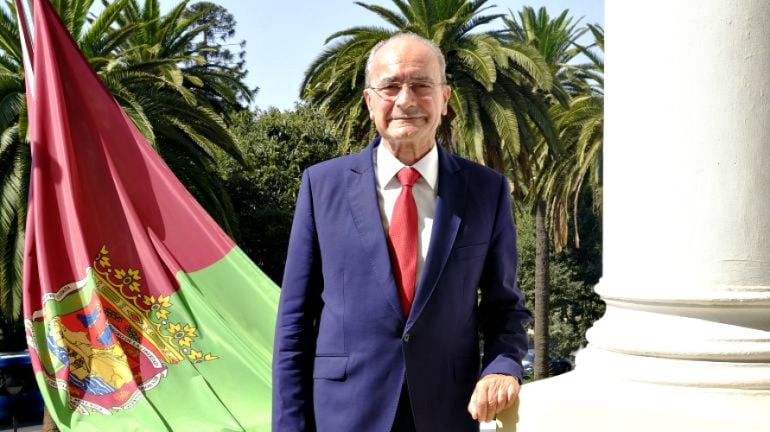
[524,24,605,364]
[0,0,251,349]
[504,6,586,380]
[516,191,603,361]
[301,0,556,195]
[182,1,255,106]
[535,24,604,251]
[502,7,586,106]
[216,105,340,283]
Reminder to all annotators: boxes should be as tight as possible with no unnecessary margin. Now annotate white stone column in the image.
[504,1,770,430]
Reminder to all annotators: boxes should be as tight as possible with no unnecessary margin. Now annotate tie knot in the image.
[396,167,420,188]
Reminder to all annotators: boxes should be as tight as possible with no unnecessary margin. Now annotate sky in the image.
[171,0,604,110]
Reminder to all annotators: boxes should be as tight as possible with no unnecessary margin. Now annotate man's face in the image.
[364,38,451,152]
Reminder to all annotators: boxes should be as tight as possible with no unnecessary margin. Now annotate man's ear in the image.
[363,90,375,120]
[442,85,451,116]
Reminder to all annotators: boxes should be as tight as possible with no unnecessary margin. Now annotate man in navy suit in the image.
[273,33,530,432]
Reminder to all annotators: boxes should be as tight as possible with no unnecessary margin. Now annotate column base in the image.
[499,350,770,431]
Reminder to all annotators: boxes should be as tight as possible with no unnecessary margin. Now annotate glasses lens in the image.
[410,82,434,95]
[375,81,436,100]
[379,83,403,98]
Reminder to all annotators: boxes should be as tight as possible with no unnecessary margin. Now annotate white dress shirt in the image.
[374,143,438,288]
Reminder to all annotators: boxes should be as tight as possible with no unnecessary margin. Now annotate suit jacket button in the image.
[403,333,411,343]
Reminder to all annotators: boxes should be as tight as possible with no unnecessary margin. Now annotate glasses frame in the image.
[366,80,447,102]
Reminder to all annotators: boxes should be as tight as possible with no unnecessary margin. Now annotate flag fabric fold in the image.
[20,0,278,430]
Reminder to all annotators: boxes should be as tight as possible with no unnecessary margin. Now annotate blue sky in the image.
[179,0,604,110]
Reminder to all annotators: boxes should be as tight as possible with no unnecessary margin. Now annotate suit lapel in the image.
[407,146,466,330]
[348,138,404,319]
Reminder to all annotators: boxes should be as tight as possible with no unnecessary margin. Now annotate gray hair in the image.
[364,33,447,87]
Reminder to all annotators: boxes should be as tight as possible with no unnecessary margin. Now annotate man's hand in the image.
[467,373,520,422]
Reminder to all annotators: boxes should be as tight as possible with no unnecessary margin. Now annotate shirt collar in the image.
[376,141,439,191]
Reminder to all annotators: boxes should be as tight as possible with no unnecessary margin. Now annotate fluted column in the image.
[505,1,770,430]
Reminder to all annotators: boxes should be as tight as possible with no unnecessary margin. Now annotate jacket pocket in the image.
[451,242,488,261]
[313,355,349,380]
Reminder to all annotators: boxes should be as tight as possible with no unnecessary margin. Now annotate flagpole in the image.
[15,0,34,82]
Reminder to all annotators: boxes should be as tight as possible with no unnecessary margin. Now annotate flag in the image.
[19,0,278,430]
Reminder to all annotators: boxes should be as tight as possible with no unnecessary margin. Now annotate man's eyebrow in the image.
[408,74,433,82]
[377,76,400,84]
[376,74,434,84]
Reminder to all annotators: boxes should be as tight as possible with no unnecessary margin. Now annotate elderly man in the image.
[272,33,530,432]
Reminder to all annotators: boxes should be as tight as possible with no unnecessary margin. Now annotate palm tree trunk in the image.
[42,407,58,432]
[487,143,505,173]
[534,199,550,380]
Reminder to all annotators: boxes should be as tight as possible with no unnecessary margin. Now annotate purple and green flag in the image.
[19,0,278,430]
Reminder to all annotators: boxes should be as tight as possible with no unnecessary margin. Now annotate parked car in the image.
[0,351,44,427]
[521,348,573,382]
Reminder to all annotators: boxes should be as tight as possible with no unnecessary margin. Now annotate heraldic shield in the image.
[25,246,217,415]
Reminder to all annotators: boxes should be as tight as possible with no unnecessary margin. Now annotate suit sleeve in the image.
[272,170,322,432]
[478,175,531,381]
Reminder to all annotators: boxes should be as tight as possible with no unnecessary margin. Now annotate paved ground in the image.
[0,424,42,432]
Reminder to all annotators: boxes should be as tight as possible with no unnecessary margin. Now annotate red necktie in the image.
[388,167,421,316]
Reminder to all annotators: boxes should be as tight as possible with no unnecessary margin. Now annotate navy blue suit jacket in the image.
[273,138,530,432]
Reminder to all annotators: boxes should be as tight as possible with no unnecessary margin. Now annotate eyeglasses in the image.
[367,80,445,101]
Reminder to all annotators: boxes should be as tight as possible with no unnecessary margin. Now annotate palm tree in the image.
[535,24,604,251]
[502,6,585,107]
[301,0,557,195]
[503,6,587,380]
[0,0,251,350]
[531,26,603,383]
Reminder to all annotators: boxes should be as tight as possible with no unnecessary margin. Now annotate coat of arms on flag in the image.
[28,245,219,415]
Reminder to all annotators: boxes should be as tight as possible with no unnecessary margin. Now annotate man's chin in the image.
[386,125,424,139]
